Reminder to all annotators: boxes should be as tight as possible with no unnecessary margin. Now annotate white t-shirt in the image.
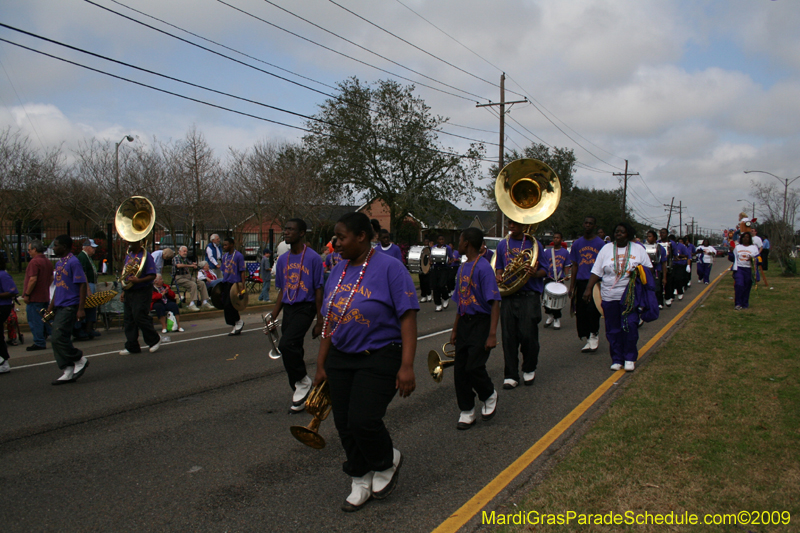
[697,245,715,264]
[734,245,759,270]
[751,236,763,252]
[276,241,291,258]
[591,242,653,302]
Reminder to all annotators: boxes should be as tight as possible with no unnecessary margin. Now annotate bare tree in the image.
[751,181,800,273]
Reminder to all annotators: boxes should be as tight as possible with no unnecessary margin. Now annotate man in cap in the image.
[76,239,100,340]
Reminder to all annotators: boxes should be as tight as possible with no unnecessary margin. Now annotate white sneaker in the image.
[149,337,162,353]
[502,378,518,390]
[687,281,692,287]
[119,349,131,355]
[581,339,592,353]
[235,320,244,333]
[624,361,635,372]
[553,318,561,330]
[544,316,554,327]
[177,327,185,332]
[659,304,663,309]
[52,366,75,385]
[73,356,89,379]
[523,371,536,386]
[678,294,684,300]
[610,363,623,371]
[201,301,215,311]
[373,448,402,498]
[187,302,200,312]
[435,305,442,312]
[442,299,449,309]
[162,328,168,333]
[588,333,599,351]
[292,375,312,406]
[665,298,673,307]
[457,409,476,429]
[342,472,373,512]
[481,391,498,420]
[0,359,10,373]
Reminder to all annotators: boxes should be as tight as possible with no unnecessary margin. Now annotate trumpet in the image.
[290,380,332,449]
[428,342,456,383]
[39,308,55,325]
[262,312,282,359]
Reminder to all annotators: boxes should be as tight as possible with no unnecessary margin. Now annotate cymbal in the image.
[592,284,603,317]
[230,282,248,312]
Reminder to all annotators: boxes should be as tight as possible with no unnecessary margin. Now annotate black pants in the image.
[671,265,687,295]
[454,313,494,411]
[501,291,541,381]
[447,266,459,293]
[124,287,160,353]
[543,279,562,319]
[0,304,11,362]
[53,306,84,369]
[219,282,241,326]
[326,344,401,478]
[279,301,316,387]
[431,267,450,306]
[419,272,431,298]
[574,279,601,338]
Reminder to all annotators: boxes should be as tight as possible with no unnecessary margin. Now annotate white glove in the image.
[686,265,691,273]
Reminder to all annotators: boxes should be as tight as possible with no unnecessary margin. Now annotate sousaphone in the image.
[115,196,156,290]
[490,159,561,296]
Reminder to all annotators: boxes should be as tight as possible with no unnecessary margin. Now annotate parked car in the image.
[242,236,263,259]
[484,237,501,251]
[159,235,199,260]
[713,245,728,257]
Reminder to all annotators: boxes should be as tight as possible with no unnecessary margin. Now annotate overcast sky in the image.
[2,0,799,234]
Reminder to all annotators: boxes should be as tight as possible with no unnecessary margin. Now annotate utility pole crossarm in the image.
[613,159,639,221]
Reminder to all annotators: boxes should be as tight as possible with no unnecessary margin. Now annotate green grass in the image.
[493,275,800,532]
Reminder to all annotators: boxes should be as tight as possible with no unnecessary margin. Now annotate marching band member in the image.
[450,228,500,429]
[119,238,161,357]
[696,239,715,285]
[271,219,325,413]
[684,237,696,288]
[480,243,494,263]
[671,236,689,300]
[542,232,571,330]
[219,237,247,335]
[0,257,18,374]
[418,237,433,303]
[48,235,91,384]
[569,216,605,352]
[313,212,418,511]
[431,235,453,312]
[324,237,343,275]
[729,232,759,310]
[375,229,404,263]
[583,222,652,372]
[657,229,675,306]
[448,245,461,297]
[495,220,549,388]
[645,230,667,308]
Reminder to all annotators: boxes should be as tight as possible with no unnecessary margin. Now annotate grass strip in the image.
[493,274,799,532]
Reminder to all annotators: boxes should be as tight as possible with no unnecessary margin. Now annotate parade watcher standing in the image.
[76,239,100,340]
[48,235,91,384]
[729,232,759,310]
[761,235,770,271]
[271,219,324,413]
[119,239,161,356]
[22,239,53,351]
[569,216,605,353]
[205,234,223,278]
[313,212,417,511]
[450,228,500,430]
[583,223,652,372]
[220,237,248,335]
[151,247,174,275]
[696,239,715,284]
[495,220,549,389]
[259,248,273,302]
[0,257,19,374]
[542,231,571,330]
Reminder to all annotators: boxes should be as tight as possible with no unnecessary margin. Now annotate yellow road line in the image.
[431,270,727,533]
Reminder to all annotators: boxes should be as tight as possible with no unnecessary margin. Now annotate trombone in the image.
[262,312,282,359]
[428,342,456,383]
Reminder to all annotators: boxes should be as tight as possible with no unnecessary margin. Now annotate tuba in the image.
[115,196,156,290]
[428,342,456,383]
[490,159,561,296]
[290,380,332,449]
[262,312,282,359]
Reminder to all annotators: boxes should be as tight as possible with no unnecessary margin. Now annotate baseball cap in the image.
[83,239,98,247]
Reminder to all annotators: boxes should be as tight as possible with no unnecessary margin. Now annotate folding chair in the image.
[245,262,262,294]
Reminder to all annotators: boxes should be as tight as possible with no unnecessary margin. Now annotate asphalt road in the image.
[0,287,700,533]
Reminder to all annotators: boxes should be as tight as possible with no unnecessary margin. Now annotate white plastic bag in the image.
[166,311,179,332]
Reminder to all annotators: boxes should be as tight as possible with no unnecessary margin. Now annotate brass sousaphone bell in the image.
[490,159,561,296]
[115,196,156,290]
[428,342,456,383]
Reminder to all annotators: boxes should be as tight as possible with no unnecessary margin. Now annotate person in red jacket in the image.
[152,275,184,333]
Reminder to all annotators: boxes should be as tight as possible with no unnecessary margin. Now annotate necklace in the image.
[284,245,307,303]
[56,253,74,278]
[457,258,479,308]
[613,243,632,284]
[503,233,527,266]
[223,251,236,275]
[321,248,374,338]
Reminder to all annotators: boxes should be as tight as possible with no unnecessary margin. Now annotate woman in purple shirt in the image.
[314,212,418,512]
[0,257,19,373]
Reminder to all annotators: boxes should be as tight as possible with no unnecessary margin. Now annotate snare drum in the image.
[407,246,431,274]
[430,247,448,266]
[542,282,569,309]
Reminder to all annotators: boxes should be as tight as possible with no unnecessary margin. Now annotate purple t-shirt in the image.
[481,248,494,263]
[324,252,342,271]
[275,245,324,304]
[123,250,157,290]
[652,244,668,273]
[543,247,571,281]
[0,270,18,306]
[673,242,689,265]
[53,254,86,307]
[456,257,500,316]
[569,236,606,280]
[221,250,246,283]
[322,251,419,354]
[494,237,549,293]
[375,243,404,263]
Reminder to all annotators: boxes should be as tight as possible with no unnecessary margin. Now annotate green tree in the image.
[304,77,484,234]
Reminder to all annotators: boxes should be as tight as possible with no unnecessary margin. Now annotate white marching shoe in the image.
[481,390,498,420]
[624,361,635,372]
[553,318,561,330]
[51,366,75,385]
[588,333,599,351]
[0,359,10,374]
[610,363,623,371]
[435,305,442,312]
[341,472,373,512]
[544,316,554,328]
[442,299,449,309]
[372,448,402,499]
[290,375,312,412]
[678,293,684,300]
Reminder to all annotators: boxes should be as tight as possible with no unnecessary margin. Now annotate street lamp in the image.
[737,199,755,219]
[115,134,135,195]
[743,170,800,226]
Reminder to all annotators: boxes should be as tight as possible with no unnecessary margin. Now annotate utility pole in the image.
[664,197,675,232]
[476,73,527,237]
[613,160,639,221]
[678,201,682,236]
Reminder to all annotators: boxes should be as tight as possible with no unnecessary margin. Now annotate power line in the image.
[0,59,45,150]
